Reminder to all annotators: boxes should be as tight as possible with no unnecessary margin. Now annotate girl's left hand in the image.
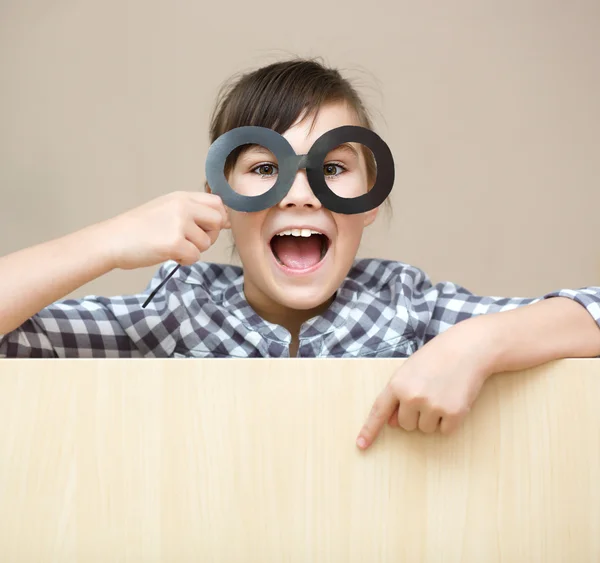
[356,317,498,449]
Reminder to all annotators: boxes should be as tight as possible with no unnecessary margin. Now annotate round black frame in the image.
[204,125,395,215]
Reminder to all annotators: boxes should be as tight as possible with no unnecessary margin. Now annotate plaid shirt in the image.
[2,258,600,358]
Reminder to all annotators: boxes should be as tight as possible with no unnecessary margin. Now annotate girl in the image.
[1,58,599,448]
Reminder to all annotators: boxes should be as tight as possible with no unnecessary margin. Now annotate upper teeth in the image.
[276,229,322,237]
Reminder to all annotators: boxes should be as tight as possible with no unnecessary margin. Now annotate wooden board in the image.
[0,359,598,562]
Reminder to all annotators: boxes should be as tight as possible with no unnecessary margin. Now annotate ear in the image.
[362,207,379,228]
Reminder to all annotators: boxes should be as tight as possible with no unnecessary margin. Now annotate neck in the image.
[245,287,335,338]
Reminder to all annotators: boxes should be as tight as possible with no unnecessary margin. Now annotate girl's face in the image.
[224,101,379,318]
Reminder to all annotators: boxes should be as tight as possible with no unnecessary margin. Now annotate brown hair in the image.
[206,57,391,211]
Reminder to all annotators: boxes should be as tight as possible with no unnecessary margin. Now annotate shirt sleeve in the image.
[398,264,600,348]
[0,263,185,358]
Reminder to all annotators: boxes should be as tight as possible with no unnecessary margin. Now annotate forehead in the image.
[281,101,362,154]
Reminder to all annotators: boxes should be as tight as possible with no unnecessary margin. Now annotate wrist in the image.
[450,314,508,380]
[473,313,517,375]
[71,220,119,273]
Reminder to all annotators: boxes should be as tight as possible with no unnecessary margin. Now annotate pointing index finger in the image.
[356,384,398,450]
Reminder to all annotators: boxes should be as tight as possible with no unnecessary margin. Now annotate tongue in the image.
[272,235,322,269]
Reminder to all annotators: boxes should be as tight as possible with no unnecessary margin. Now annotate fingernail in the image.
[356,436,367,449]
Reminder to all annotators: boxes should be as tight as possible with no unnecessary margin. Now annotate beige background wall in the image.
[1,0,599,301]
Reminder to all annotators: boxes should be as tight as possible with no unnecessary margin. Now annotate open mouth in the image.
[269,229,330,271]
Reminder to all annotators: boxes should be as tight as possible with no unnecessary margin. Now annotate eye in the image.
[251,163,278,177]
[323,162,346,177]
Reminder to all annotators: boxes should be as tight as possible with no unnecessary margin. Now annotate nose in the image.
[278,169,322,210]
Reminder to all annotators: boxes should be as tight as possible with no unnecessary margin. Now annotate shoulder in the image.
[149,260,243,303]
[346,258,432,295]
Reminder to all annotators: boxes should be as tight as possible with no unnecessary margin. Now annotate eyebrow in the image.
[239,144,274,157]
[237,141,360,163]
[327,142,359,159]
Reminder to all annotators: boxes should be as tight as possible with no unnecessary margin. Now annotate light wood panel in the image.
[0,359,598,562]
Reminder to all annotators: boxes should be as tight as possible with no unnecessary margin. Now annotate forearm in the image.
[0,222,115,335]
[473,297,600,374]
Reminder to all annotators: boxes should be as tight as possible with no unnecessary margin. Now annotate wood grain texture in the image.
[0,359,598,562]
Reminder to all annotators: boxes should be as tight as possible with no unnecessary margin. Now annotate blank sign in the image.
[0,359,598,562]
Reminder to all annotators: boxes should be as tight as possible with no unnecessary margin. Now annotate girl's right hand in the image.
[102,191,230,270]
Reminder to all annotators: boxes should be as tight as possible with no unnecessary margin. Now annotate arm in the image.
[397,264,600,349]
[0,191,229,357]
[0,190,228,335]
[0,261,185,358]
[356,265,600,449]
[479,296,600,373]
[0,222,115,335]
